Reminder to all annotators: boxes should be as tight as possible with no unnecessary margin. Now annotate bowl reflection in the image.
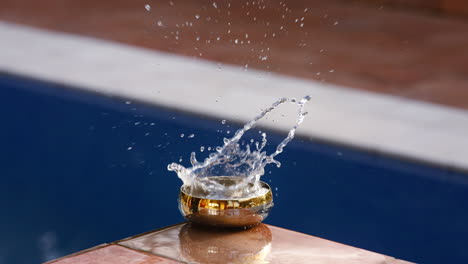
[179,223,272,264]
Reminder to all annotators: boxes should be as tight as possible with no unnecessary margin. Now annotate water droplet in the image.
[212,2,218,8]
[221,120,226,124]
[167,96,311,199]
[333,21,339,26]
[195,14,200,19]
[127,146,133,150]
[157,21,164,27]
[125,101,132,105]
[188,134,195,138]
[145,4,151,11]
[180,133,185,138]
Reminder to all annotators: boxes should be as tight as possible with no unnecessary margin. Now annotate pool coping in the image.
[1,21,468,173]
[45,222,415,264]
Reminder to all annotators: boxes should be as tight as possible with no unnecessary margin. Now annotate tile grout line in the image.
[113,222,187,244]
[114,244,188,264]
[43,244,109,264]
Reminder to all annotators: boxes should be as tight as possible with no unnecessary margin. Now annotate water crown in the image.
[168,95,311,199]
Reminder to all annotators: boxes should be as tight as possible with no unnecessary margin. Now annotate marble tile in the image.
[119,223,413,264]
[47,244,181,264]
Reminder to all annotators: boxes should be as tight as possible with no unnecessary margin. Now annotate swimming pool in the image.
[1,73,468,264]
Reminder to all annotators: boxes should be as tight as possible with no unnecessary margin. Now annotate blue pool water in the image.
[1,73,468,264]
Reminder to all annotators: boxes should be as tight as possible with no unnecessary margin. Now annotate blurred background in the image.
[1,0,468,107]
[1,1,468,264]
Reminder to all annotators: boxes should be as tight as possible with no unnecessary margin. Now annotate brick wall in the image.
[352,0,468,17]
[442,0,468,16]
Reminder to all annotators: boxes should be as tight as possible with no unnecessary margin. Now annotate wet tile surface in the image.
[119,223,412,264]
[388,260,415,264]
[47,245,181,264]
[1,0,468,109]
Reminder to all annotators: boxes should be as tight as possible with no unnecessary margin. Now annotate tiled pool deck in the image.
[46,223,413,264]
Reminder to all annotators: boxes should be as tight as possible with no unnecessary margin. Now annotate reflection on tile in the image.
[48,244,180,264]
[179,223,272,263]
[119,223,413,264]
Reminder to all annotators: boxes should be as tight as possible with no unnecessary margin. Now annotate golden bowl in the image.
[178,177,274,228]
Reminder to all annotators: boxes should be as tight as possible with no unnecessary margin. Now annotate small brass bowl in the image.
[178,178,273,228]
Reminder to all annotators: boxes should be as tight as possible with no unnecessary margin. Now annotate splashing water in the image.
[168,96,311,199]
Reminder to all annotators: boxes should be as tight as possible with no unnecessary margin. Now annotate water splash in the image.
[168,95,311,199]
